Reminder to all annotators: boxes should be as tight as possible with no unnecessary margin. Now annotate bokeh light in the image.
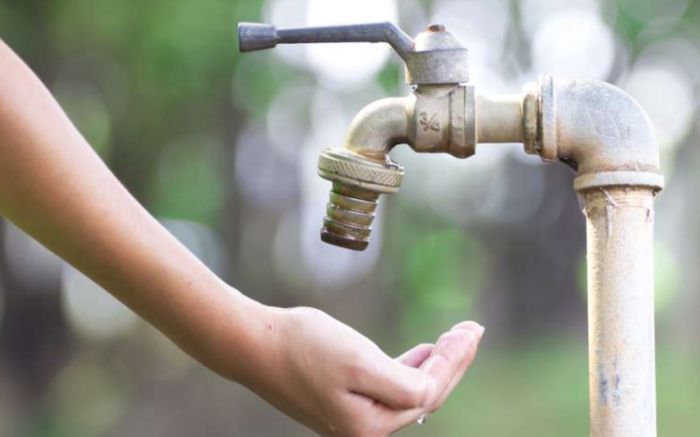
[621,42,697,154]
[162,219,229,277]
[618,0,689,24]
[304,0,398,87]
[52,82,113,157]
[430,0,511,92]
[532,8,616,80]
[3,222,62,292]
[139,324,197,381]
[265,81,314,162]
[50,356,128,436]
[265,0,310,68]
[235,123,300,213]
[148,135,227,225]
[61,264,138,342]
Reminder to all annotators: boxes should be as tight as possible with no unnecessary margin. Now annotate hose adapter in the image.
[317,149,403,251]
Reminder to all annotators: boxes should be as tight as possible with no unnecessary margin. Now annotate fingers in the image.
[346,321,483,435]
[396,343,433,368]
[431,322,484,409]
[378,322,484,433]
[420,321,484,412]
[349,352,435,410]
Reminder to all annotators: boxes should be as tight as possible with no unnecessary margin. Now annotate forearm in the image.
[0,40,271,381]
[0,39,486,437]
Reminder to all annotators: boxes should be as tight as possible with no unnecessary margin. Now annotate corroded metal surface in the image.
[536,76,664,437]
[411,84,476,157]
[318,148,404,193]
[533,74,664,191]
[475,94,524,144]
[238,22,414,58]
[320,183,380,252]
[317,149,403,251]
[582,187,657,437]
[521,82,539,155]
[238,22,469,85]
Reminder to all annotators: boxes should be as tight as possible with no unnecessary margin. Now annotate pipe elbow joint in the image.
[537,75,664,192]
[343,96,411,161]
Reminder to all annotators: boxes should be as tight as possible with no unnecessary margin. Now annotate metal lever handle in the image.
[238,22,415,60]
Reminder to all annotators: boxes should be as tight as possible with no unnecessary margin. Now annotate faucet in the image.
[238,21,664,437]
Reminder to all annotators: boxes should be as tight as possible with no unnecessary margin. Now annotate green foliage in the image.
[396,227,486,339]
[397,341,700,436]
[146,136,226,225]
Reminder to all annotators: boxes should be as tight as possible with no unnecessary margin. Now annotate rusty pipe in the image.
[534,75,664,191]
[528,75,663,437]
[583,187,657,437]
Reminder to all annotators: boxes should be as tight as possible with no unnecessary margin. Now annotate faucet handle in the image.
[237,21,470,85]
[238,22,414,60]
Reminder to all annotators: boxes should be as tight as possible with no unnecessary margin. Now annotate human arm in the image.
[0,39,483,436]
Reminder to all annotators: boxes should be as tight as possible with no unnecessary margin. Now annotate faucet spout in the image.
[344,96,412,161]
[316,83,478,250]
[316,96,410,251]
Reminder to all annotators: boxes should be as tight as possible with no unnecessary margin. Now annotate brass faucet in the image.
[239,21,662,251]
[240,22,529,250]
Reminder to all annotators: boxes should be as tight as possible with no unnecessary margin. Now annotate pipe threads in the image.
[321,184,379,251]
[317,148,403,251]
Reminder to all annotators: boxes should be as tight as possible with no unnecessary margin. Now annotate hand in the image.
[247,307,484,437]
[0,40,482,437]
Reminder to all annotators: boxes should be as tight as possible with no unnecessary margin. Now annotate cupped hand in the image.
[250,307,484,437]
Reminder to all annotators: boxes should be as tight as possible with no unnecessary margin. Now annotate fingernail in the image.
[451,321,485,340]
[475,324,485,341]
[451,320,480,332]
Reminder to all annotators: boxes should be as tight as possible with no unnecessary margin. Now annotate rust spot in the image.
[427,24,446,32]
[613,374,622,406]
[599,374,610,406]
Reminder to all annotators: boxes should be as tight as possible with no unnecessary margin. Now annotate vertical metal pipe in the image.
[582,186,657,437]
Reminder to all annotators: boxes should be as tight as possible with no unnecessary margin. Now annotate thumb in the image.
[421,321,484,411]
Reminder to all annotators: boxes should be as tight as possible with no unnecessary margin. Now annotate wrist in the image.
[214,290,284,386]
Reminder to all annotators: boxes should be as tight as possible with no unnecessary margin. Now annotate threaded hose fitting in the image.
[321,183,378,250]
[317,148,403,251]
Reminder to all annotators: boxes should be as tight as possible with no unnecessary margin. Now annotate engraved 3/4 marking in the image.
[419,111,441,132]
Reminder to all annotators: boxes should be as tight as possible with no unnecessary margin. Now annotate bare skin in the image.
[0,39,484,436]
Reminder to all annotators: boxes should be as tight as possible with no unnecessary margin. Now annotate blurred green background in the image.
[1,0,699,435]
